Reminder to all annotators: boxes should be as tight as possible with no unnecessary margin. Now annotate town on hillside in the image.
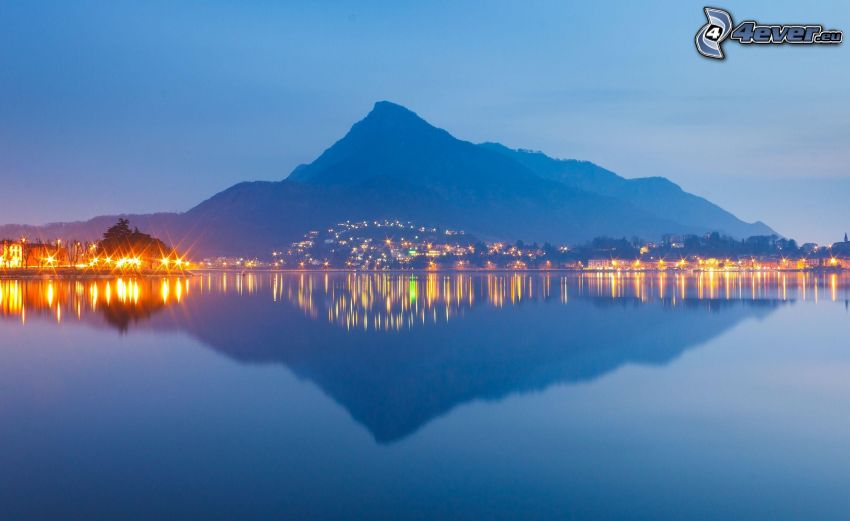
[196,219,850,272]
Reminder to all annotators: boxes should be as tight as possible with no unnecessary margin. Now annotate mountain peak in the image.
[357,100,436,133]
[277,101,773,243]
[369,100,417,117]
[287,101,458,185]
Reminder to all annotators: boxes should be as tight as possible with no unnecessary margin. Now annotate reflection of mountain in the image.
[148,275,783,444]
[2,273,803,443]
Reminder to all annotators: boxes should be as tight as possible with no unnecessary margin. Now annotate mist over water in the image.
[1,272,849,520]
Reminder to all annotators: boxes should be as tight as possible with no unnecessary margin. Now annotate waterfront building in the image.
[1,241,24,268]
[586,259,629,271]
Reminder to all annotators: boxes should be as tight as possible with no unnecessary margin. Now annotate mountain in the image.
[16,274,783,444]
[168,291,780,444]
[479,143,773,239]
[0,101,774,256]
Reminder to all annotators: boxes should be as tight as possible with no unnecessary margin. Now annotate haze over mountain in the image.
[0,101,773,257]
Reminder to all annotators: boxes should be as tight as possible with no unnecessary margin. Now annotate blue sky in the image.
[0,0,848,243]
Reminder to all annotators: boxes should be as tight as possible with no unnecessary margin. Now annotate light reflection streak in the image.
[1,272,848,330]
[0,277,191,325]
[273,272,850,331]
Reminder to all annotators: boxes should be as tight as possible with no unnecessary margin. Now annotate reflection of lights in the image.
[832,274,838,302]
[276,272,850,331]
[1,277,192,323]
[0,273,846,329]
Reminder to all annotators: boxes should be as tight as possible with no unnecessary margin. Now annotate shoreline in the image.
[194,267,847,274]
[1,267,845,280]
[0,268,193,280]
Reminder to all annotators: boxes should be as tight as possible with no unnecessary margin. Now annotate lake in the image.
[1,271,849,520]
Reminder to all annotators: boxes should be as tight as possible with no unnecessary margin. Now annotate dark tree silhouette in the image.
[98,219,175,266]
[102,218,132,242]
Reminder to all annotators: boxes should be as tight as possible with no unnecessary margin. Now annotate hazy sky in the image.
[1,0,848,243]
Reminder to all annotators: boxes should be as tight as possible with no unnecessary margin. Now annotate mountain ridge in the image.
[479,141,773,239]
[0,100,775,256]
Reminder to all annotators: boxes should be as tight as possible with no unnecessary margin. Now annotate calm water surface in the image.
[1,272,849,520]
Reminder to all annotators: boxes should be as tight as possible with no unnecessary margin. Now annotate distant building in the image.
[756,256,782,270]
[1,241,24,268]
[814,257,846,269]
[559,261,584,270]
[586,259,628,270]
